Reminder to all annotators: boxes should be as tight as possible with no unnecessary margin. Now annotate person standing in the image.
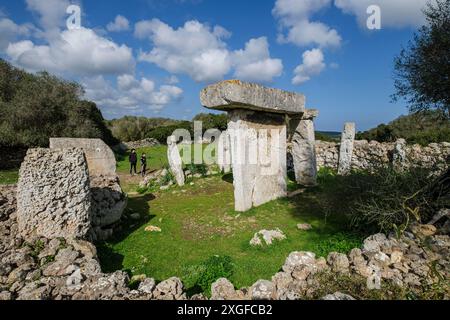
[129,149,137,175]
[140,153,147,177]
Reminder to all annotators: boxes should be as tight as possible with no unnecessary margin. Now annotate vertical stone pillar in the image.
[217,130,232,174]
[393,138,407,171]
[167,135,185,186]
[228,110,287,212]
[291,110,318,186]
[338,122,356,175]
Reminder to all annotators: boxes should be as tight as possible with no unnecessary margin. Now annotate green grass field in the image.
[0,169,19,185]
[99,146,364,293]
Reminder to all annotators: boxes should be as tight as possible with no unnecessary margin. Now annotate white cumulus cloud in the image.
[107,15,130,32]
[6,27,135,76]
[334,0,436,28]
[83,75,183,113]
[232,37,283,82]
[0,18,34,50]
[136,19,283,83]
[273,0,342,48]
[292,48,326,85]
[136,19,232,82]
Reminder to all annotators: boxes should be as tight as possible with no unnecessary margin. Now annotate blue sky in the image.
[0,0,432,131]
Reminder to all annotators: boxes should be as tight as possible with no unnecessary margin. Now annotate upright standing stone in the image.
[290,110,318,186]
[201,80,304,212]
[338,123,356,175]
[393,138,407,171]
[217,130,232,174]
[17,148,91,239]
[167,136,185,186]
[227,110,287,211]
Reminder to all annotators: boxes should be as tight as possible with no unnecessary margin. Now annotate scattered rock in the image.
[410,224,437,238]
[138,278,156,295]
[145,226,162,233]
[321,292,356,300]
[211,278,237,300]
[327,252,350,274]
[250,229,286,246]
[250,280,276,300]
[153,277,184,300]
[297,223,312,231]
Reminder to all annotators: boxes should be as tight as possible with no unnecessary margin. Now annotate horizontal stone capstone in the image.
[200,80,305,115]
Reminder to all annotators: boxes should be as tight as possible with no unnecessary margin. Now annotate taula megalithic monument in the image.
[200,80,319,212]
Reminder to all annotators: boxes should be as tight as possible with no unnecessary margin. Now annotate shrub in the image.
[160,169,175,186]
[312,232,363,258]
[345,166,443,234]
[185,163,208,177]
[184,255,234,296]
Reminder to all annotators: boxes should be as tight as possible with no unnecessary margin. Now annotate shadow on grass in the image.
[96,193,156,272]
[222,173,233,184]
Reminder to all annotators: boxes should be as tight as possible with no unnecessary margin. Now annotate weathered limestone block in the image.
[200,80,305,115]
[290,110,318,186]
[228,110,287,212]
[90,175,127,239]
[17,148,91,239]
[50,138,126,240]
[49,138,116,175]
[167,136,185,186]
[217,130,232,174]
[337,123,356,175]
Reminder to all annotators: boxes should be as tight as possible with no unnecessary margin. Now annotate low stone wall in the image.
[295,140,450,172]
[123,138,160,150]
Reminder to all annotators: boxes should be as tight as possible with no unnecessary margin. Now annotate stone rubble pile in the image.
[1,184,448,300]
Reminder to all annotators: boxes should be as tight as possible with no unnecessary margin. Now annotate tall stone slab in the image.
[338,123,356,175]
[393,138,407,171]
[217,130,232,174]
[227,110,287,211]
[290,110,318,186]
[17,148,91,239]
[201,80,304,212]
[167,136,185,186]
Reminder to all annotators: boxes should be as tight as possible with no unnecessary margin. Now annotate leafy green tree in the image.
[392,0,450,117]
[0,59,117,148]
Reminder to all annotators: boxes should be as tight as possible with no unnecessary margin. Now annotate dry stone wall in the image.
[313,140,450,172]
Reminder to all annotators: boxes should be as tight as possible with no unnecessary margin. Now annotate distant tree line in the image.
[0,59,118,148]
[107,112,228,143]
[356,110,450,145]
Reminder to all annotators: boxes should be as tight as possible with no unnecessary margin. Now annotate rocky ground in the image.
[0,185,449,300]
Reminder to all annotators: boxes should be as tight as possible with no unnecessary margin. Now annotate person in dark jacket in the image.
[140,153,147,177]
[129,149,137,175]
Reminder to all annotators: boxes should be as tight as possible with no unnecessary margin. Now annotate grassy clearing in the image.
[98,155,365,294]
[0,169,19,185]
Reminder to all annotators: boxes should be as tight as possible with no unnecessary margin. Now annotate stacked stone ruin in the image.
[201,80,319,212]
[16,139,126,241]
